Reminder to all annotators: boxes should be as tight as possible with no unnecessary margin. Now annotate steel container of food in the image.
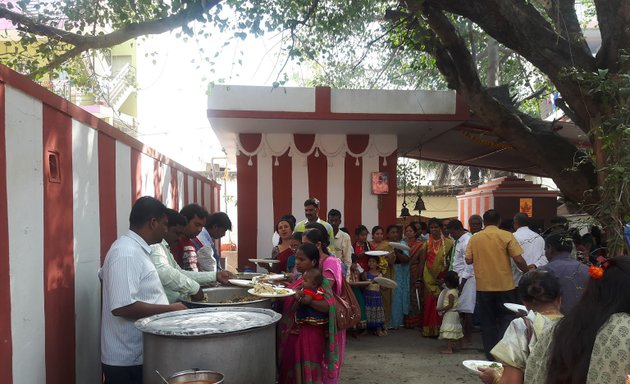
[136,307,281,384]
[166,369,224,383]
[179,286,271,309]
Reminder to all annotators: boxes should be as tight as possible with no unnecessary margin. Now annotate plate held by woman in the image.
[365,250,389,257]
[389,242,411,251]
[372,276,398,288]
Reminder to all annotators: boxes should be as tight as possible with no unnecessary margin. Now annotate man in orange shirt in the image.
[465,209,529,360]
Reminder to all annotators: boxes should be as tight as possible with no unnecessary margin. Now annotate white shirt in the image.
[333,230,353,272]
[196,227,214,248]
[197,245,217,272]
[452,232,474,279]
[512,226,548,285]
[150,240,216,303]
[100,231,169,366]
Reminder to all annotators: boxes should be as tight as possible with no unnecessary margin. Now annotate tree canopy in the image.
[1,0,628,253]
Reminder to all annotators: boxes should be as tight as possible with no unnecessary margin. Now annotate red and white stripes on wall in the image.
[235,133,398,268]
[457,194,493,227]
[0,66,219,384]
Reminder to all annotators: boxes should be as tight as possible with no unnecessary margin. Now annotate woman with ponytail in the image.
[478,270,563,384]
[525,256,630,384]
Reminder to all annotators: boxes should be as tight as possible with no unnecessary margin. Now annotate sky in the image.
[133,22,308,172]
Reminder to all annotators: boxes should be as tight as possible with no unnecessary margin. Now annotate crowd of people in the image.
[99,197,235,384]
[98,195,630,384]
[269,199,630,384]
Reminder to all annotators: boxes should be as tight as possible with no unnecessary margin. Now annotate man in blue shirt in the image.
[540,231,589,315]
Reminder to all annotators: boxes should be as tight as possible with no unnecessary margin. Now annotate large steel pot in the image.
[179,286,271,309]
[136,307,281,384]
[167,369,224,383]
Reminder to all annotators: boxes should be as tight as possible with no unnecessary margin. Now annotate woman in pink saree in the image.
[277,242,339,384]
[303,223,346,384]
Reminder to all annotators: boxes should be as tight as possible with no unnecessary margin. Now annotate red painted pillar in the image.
[42,105,75,384]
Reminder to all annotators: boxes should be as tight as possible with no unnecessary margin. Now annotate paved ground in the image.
[340,328,485,384]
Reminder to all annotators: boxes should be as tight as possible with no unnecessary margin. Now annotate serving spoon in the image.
[155,370,169,384]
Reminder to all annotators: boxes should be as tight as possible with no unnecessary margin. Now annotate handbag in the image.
[332,278,361,330]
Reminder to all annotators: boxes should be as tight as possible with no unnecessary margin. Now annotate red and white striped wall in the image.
[236,133,398,268]
[0,65,220,384]
[456,177,558,228]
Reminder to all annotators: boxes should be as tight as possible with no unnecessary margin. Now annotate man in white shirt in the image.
[327,209,353,274]
[150,209,232,303]
[446,219,474,343]
[197,212,233,272]
[294,198,336,254]
[100,196,187,384]
[512,212,547,287]
[196,226,213,248]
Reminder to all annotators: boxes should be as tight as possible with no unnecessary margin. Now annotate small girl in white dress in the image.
[437,271,464,353]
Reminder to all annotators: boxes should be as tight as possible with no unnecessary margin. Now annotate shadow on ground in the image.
[340,328,485,384]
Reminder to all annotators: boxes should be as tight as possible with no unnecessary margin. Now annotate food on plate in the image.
[474,362,504,373]
[219,295,259,304]
[188,293,209,303]
[235,272,261,280]
[253,283,290,295]
[253,283,275,294]
[253,273,285,283]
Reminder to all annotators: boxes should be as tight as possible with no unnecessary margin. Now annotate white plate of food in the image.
[228,279,255,287]
[462,360,503,375]
[389,242,411,251]
[248,286,295,298]
[235,272,261,280]
[365,250,389,257]
[254,273,286,281]
[372,276,398,289]
[504,303,527,314]
[248,258,280,264]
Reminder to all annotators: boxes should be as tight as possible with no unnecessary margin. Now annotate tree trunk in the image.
[487,37,499,87]
[469,167,480,185]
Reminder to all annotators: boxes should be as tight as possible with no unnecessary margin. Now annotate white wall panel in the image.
[140,153,155,197]
[162,164,172,207]
[291,154,309,220]
[71,120,101,384]
[177,170,185,209]
[257,155,273,259]
[5,86,46,384]
[326,157,345,219]
[361,155,379,237]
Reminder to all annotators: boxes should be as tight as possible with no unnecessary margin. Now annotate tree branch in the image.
[594,0,630,71]
[553,0,590,52]
[29,45,86,77]
[422,0,595,72]
[0,7,87,46]
[0,0,221,71]
[409,0,598,133]
[418,4,597,205]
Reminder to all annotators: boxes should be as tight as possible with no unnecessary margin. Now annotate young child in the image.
[287,232,303,278]
[295,268,328,326]
[349,253,364,283]
[438,271,464,353]
[349,253,368,335]
[363,256,387,336]
[353,225,372,271]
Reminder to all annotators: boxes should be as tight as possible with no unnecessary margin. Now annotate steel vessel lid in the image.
[135,307,281,337]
